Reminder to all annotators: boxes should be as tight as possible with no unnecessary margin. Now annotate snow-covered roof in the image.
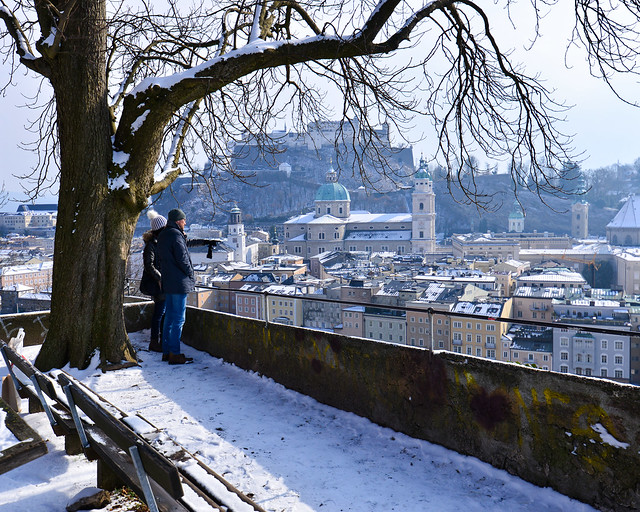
[513,286,566,299]
[348,212,412,224]
[452,301,504,317]
[263,284,303,295]
[607,195,640,229]
[0,262,53,275]
[518,274,586,285]
[344,230,411,241]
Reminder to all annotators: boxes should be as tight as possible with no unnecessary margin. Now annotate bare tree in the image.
[0,0,629,369]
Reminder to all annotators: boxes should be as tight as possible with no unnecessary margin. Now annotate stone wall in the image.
[0,302,153,347]
[182,307,640,512]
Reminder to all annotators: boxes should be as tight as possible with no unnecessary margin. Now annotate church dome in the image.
[508,201,524,219]
[315,182,350,202]
[315,167,350,201]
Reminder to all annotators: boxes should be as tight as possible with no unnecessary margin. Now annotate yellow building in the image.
[450,299,512,360]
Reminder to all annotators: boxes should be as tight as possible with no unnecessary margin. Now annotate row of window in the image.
[560,337,624,350]
[560,367,624,378]
[560,352,624,365]
[452,321,495,331]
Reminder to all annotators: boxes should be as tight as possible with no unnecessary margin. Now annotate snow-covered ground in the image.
[0,331,597,512]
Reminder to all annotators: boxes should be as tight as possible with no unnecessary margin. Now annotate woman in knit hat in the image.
[139,210,167,352]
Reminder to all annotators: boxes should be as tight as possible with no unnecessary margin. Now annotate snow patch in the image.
[591,423,629,449]
[131,109,150,134]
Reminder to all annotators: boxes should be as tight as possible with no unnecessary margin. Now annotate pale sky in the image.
[1,2,639,204]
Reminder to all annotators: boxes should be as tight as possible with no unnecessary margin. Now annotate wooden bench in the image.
[1,340,266,512]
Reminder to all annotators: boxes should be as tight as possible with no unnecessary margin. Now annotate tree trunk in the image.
[35,0,136,371]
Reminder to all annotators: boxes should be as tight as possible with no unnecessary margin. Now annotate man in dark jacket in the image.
[156,208,194,365]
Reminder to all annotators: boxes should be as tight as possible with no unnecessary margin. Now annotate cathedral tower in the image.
[411,156,436,253]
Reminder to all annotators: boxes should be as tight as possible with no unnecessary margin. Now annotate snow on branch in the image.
[0,5,36,60]
[249,1,264,43]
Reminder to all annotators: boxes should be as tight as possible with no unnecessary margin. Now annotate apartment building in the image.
[405,282,464,350]
[450,299,513,360]
[364,307,407,345]
[552,298,631,381]
[0,262,53,292]
[512,286,566,323]
[235,284,266,320]
[264,284,304,326]
[341,306,365,338]
[504,326,553,370]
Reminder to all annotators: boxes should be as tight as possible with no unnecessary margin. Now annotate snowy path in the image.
[0,331,597,511]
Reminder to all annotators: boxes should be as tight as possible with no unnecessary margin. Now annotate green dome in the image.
[315,182,350,202]
[414,155,431,179]
[415,168,431,179]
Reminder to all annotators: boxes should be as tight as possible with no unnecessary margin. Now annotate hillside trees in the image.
[1,0,637,369]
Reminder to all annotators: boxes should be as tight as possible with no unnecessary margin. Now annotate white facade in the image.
[284,159,436,257]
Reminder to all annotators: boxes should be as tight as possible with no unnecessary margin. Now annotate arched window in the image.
[419,202,424,211]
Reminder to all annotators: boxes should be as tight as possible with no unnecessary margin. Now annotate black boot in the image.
[149,339,162,352]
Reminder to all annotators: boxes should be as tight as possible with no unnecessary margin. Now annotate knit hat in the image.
[168,208,186,222]
[151,215,167,231]
[147,210,167,231]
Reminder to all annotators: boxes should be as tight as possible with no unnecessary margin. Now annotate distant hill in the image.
[143,170,620,239]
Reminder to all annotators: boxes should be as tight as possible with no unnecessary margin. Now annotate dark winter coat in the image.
[139,230,164,298]
[156,220,195,294]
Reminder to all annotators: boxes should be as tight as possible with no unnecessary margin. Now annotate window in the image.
[560,337,569,347]
[601,354,607,364]
[543,355,549,361]
[560,352,568,361]
[486,324,496,332]
[476,335,482,343]
[453,321,462,328]
[318,232,325,240]
[503,351,508,359]
[476,323,481,330]
[615,355,623,365]
[466,334,472,342]
[585,368,592,376]
[601,340,608,350]
[476,348,482,356]
[513,352,519,359]
[528,354,534,361]
[453,332,462,341]
[601,369,608,377]
[615,341,624,350]
[560,365,568,373]
[466,347,472,355]
[487,350,495,358]
[576,354,582,362]
[466,322,472,329]
[615,370,623,378]
[454,346,462,353]
[486,336,496,345]
[576,368,582,375]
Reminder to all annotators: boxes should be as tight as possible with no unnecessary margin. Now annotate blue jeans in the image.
[162,293,187,355]
[150,297,166,342]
